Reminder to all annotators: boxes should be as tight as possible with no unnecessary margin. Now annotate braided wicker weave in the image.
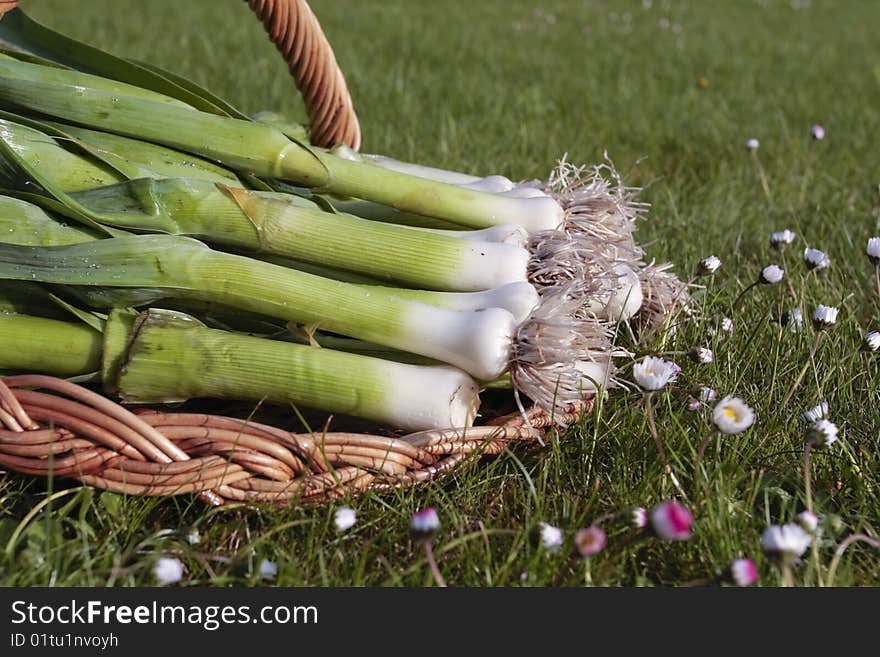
[0,1,589,506]
[0,375,587,506]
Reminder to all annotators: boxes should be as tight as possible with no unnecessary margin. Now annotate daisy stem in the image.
[804,441,814,513]
[644,393,666,461]
[782,332,823,407]
[644,393,690,501]
[825,534,880,587]
[731,280,759,314]
[781,563,794,587]
[780,250,798,300]
[803,439,826,586]
[874,266,880,305]
[423,541,447,588]
[751,150,772,202]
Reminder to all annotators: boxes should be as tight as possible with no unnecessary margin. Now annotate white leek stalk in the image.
[105,309,480,431]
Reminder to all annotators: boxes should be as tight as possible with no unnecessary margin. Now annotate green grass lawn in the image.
[0,0,878,586]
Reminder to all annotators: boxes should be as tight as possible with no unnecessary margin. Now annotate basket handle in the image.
[246,0,361,150]
[0,0,362,150]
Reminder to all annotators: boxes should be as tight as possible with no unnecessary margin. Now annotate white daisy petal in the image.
[760,523,813,564]
[808,419,839,448]
[770,229,796,248]
[695,255,722,277]
[760,265,785,284]
[712,396,755,434]
[538,522,564,551]
[801,401,829,423]
[812,305,839,330]
[334,507,357,532]
[867,237,880,264]
[633,356,679,391]
[153,557,185,586]
[803,248,830,270]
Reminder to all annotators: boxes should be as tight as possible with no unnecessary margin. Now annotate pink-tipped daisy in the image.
[649,501,693,541]
[574,526,607,558]
[796,510,819,533]
[410,507,440,538]
[730,558,758,586]
[630,507,648,529]
[688,347,714,364]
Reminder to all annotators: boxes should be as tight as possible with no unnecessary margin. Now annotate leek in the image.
[0,118,533,292]
[0,235,519,381]
[0,56,564,232]
[104,309,480,431]
[0,312,101,376]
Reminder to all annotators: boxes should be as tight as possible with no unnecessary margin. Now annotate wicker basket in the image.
[0,0,590,507]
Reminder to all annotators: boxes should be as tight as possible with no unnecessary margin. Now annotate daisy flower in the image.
[801,401,829,423]
[864,331,880,352]
[770,229,796,249]
[258,559,278,581]
[538,522,564,552]
[781,308,804,332]
[803,248,830,271]
[811,124,825,140]
[334,507,357,532]
[796,510,819,533]
[712,396,756,434]
[630,507,648,529]
[761,523,813,565]
[867,237,880,265]
[807,419,839,448]
[688,347,714,364]
[410,508,440,538]
[759,265,785,284]
[812,305,838,330]
[649,501,693,541]
[153,557,185,586]
[574,526,607,558]
[633,356,679,391]
[695,255,722,277]
[730,558,758,586]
